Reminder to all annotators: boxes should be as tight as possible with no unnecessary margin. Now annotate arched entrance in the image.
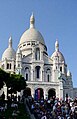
[35,88,44,100]
[23,87,31,97]
[48,88,56,99]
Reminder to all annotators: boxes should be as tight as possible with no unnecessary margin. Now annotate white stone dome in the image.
[51,51,65,62]
[51,40,65,63]
[19,13,45,46]
[2,37,16,60]
[19,28,45,45]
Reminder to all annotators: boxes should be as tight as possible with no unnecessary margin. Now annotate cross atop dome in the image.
[30,12,35,28]
[55,39,59,52]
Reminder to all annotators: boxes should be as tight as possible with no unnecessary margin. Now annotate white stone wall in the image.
[0,15,74,100]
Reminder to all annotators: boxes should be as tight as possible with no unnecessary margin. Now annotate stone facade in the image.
[0,14,75,100]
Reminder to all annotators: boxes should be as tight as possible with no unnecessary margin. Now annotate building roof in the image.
[2,37,16,60]
[51,40,65,63]
[19,13,45,46]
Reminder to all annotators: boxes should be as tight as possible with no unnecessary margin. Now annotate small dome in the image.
[2,37,16,60]
[51,51,65,63]
[19,13,45,46]
[51,40,65,63]
[2,48,16,60]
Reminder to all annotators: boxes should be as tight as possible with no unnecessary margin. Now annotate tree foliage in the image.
[0,68,26,93]
[0,68,9,89]
[9,74,26,93]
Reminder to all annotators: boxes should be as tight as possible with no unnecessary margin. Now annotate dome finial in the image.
[30,12,35,28]
[55,39,59,51]
[9,36,12,48]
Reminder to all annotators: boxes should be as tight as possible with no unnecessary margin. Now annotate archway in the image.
[23,87,31,97]
[35,88,44,100]
[48,88,56,99]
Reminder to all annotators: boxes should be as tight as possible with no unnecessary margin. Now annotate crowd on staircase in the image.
[26,96,77,119]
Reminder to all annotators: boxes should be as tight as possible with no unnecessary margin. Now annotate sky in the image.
[0,0,77,87]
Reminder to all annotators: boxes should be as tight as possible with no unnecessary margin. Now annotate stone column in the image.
[44,89,48,99]
[42,70,44,81]
[59,79,64,100]
[4,59,7,70]
[31,65,34,81]
[32,47,35,61]
[40,51,43,60]
[12,60,15,72]
[31,88,35,98]
[40,67,43,81]
[3,85,7,100]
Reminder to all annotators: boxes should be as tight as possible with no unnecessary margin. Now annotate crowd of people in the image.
[26,96,77,119]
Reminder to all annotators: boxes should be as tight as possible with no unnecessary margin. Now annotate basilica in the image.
[0,14,76,100]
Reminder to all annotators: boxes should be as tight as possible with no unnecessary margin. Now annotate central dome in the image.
[19,28,45,45]
[19,13,45,46]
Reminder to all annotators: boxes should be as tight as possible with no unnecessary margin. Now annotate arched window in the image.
[26,73,28,81]
[47,74,49,82]
[35,66,40,79]
[10,63,11,69]
[35,48,40,60]
[7,63,9,69]
[60,66,62,72]
[14,65,15,70]
[46,68,51,82]
[18,64,20,67]
[7,63,12,69]
[25,67,29,81]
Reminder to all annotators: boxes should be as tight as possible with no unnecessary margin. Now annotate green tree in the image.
[0,68,9,89]
[10,74,26,92]
[6,74,26,99]
[0,68,27,100]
